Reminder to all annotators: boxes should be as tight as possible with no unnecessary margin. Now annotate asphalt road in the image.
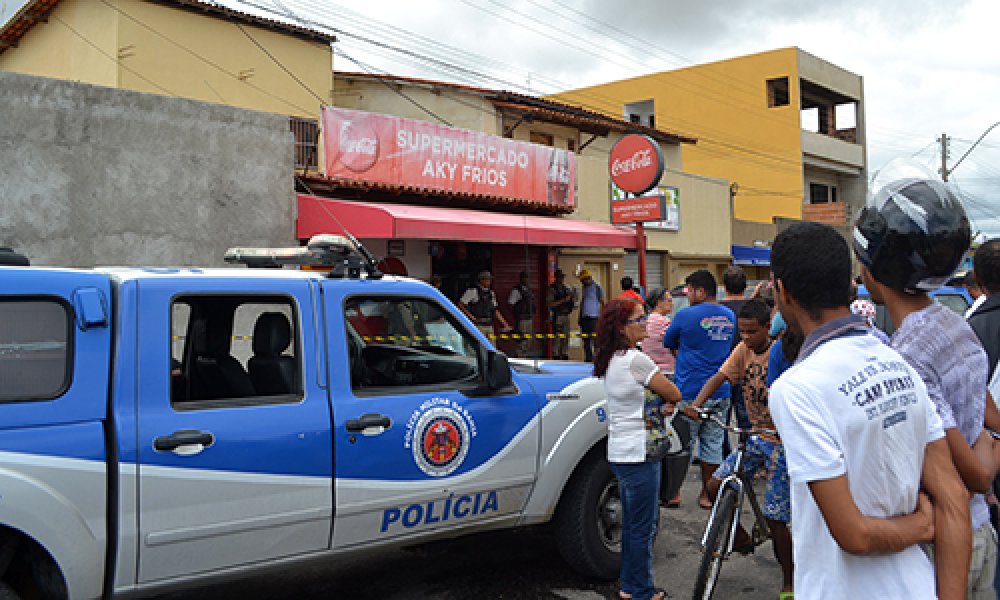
[153,468,784,600]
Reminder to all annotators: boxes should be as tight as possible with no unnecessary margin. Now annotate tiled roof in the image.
[335,70,697,145]
[0,0,336,56]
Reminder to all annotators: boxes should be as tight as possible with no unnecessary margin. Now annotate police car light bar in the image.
[224,234,354,268]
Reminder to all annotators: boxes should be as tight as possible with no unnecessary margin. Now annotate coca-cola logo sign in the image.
[337,119,379,172]
[608,134,664,195]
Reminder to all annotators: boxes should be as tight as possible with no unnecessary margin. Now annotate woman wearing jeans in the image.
[595,298,682,600]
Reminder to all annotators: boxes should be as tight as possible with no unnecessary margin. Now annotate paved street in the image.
[154,467,783,600]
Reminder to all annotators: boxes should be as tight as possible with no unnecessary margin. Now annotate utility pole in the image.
[944,121,1000,181]
[939,132,951,181]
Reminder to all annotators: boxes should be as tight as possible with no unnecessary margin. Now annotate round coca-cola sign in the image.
[609,134,664,195]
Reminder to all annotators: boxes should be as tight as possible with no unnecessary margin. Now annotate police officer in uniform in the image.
[547,269,575,360]
[508,271,535,358]
[460,270,510,340]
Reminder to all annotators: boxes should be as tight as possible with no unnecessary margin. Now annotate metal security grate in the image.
[289,117,319,170]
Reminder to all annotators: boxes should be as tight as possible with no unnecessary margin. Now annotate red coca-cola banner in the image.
[322,107,576,208]
[608,134,664,195]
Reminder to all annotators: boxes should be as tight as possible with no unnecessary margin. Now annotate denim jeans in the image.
[610,461,661,600]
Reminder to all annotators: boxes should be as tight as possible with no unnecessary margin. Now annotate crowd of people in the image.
[592,172,1000,600]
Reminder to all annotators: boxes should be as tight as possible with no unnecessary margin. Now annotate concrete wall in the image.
[0,71,296,267]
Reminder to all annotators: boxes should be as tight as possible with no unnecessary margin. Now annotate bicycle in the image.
[689,406,779,600]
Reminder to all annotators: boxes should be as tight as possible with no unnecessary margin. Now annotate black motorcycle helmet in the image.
[853,177,970,293]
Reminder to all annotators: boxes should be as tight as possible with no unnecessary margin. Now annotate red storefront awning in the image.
[297,194,638,249]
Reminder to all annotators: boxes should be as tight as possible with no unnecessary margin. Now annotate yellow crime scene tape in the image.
[171,333,596,343]
[358,331,596,343]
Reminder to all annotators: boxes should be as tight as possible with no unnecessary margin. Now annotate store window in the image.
[0,299,70,401]
[171,295,301,408]
[345,296,480,393]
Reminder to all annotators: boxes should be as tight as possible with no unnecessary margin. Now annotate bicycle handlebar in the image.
[689,406,779,439]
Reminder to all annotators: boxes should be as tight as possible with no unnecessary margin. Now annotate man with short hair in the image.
[618,275,643,303]
[856,178,1000,599]
[770,221,971,600]
[459,271,510,340]
[966,239,1000,599]
[721,265,751,433]
[663,269,735,509]
[970,240,1000,376]
[720,266,748,314]
[508,271,535,358]
[966,270,987,319]
[546,269,575,360]
[578,269,604,362]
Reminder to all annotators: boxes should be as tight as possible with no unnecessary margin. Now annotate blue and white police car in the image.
[0,237,656,599]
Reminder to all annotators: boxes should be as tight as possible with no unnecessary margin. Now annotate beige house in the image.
[0,0,335,169]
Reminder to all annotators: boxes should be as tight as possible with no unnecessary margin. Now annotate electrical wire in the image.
[233,22,328,105]
[96,0,316,115]
[50,14,176,97]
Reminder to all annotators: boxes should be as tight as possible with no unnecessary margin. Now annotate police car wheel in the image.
[554,453,621,581]
[0,581,20,600]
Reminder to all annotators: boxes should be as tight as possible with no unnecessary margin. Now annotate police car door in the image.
[328,286,541,548]
[130,276,332,583]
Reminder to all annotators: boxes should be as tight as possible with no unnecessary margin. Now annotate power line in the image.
[233,21,328,105]
[51,14,176,97]
[238,1,823,173]
[97,0,316,115]
[333,49,454,126]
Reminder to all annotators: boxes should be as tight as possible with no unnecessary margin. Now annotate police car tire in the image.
[553,453,620,581]
[0,582,20,600]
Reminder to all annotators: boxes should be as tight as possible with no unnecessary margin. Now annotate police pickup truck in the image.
[0,237,646,599]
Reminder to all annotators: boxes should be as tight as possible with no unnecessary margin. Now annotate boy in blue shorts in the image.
[684,299,792,599]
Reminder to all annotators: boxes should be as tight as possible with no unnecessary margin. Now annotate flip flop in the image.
[778,593,794,600]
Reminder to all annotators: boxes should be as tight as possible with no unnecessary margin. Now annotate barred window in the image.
[290,117,319,170]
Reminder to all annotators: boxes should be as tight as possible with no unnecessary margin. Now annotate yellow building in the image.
[0,0,335,169]
[552,47,867,229]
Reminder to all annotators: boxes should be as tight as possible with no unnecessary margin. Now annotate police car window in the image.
[171,296,302,408]
[0,300,70,402]
[345,297,480,392]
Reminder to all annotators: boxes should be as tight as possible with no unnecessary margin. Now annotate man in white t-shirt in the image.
[769,222,971,600]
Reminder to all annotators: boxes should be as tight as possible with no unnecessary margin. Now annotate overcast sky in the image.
[6,0,998,234]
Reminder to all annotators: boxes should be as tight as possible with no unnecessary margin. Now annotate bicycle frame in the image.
[699,426,773,558]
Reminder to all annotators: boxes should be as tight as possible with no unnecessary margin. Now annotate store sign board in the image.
[612,183,680,231]
[322,106,576,208]
[611,195,665,224]
[608,134,664,195]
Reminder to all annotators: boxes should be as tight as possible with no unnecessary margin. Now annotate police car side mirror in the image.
[485,350,513,391]
[467,350,513,397]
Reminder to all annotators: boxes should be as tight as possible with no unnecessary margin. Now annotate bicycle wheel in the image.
[691,487,738,600]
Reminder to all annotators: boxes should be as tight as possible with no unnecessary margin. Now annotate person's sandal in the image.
[778,592,795,599]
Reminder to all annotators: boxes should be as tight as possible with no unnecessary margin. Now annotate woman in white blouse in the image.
[594,298,681,600]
